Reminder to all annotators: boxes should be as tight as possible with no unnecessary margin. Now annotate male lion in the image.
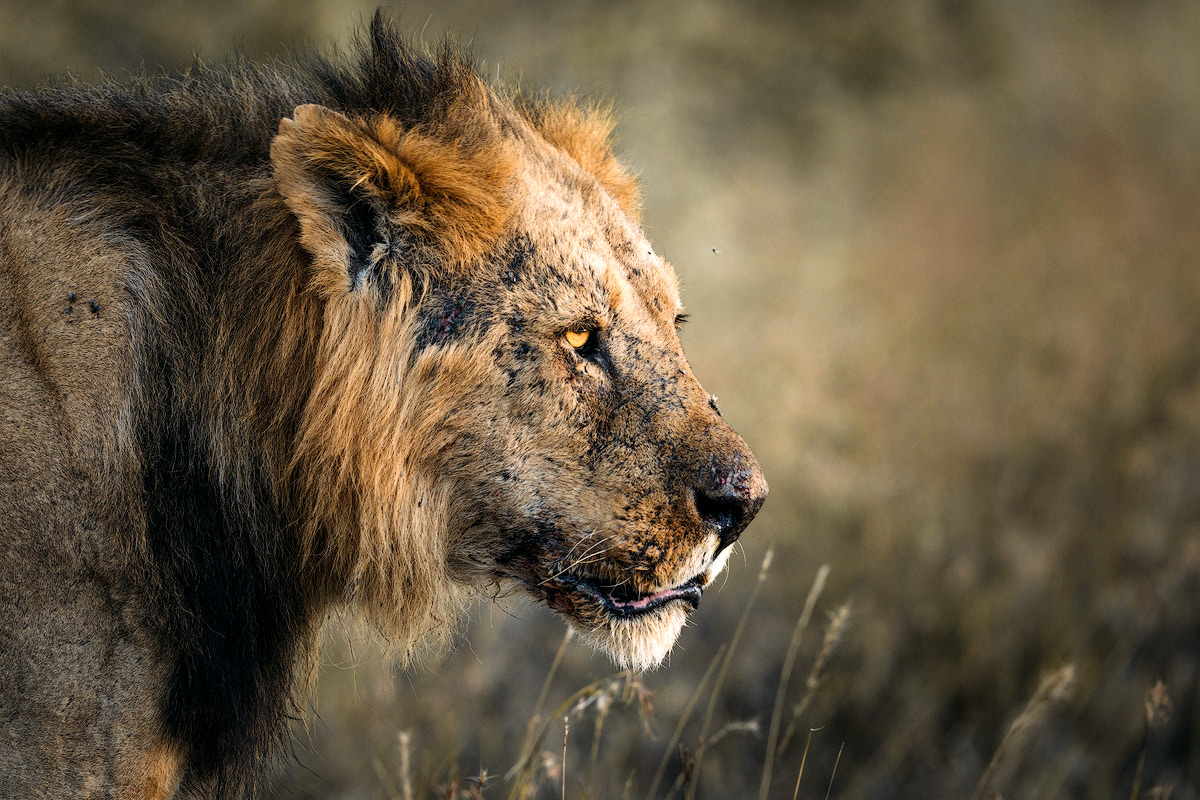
[0,16,766,799]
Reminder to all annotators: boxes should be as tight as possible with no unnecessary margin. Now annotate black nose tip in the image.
[693,479,767,555]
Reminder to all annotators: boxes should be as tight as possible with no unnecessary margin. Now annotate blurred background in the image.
[5,1,1199,797]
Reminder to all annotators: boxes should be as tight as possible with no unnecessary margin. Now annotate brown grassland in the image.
[3,0,1198,797]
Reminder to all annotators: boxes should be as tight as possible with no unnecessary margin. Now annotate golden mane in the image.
[518,97,642,221]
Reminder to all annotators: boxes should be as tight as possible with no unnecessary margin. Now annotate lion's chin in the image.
[575,601,692,672]
[540,571,707,671]
[529,544,734,671]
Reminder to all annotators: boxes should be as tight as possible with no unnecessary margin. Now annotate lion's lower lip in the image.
[573,576,704,618]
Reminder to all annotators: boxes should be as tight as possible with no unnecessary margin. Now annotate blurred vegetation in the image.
[5,0,1199,797]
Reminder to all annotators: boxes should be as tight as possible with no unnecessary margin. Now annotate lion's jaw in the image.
[478,512,744,672]
[571,540,737,671]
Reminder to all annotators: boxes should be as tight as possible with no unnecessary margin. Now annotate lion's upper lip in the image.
[570,575,704,618]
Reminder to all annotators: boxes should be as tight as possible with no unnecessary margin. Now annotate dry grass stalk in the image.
[587,679,615,788]
[706,719,761,748]
[645,644,727,800]
[399,731,414,800]
[971,663,1076,800]
[683,546,774,800]
[508,672,643,800]
[777,603,851,757]
[562,716,569,800]
[792,730,814,800]
[507,629,575,792]
[824,742,843,800]
[662,746,695,800]
[372,756,400,799]
[759,564,831,800]
[1145,680,1173,728]
[1131,680,1175,800]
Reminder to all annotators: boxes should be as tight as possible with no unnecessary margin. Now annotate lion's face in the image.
[273,97,765,670]
[419,168,767,670]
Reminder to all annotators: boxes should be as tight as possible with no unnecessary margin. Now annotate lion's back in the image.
[0,163,182,798]
[0,167,141,489]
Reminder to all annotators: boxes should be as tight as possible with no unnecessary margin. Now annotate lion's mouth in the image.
[562,574,704,619]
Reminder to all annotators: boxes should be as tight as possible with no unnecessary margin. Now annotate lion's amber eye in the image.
[565,329,591,349]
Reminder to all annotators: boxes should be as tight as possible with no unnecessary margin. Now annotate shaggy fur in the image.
[0,15,766,799]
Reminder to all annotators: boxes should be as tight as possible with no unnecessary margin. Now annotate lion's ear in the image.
[271,104,419,298]
[272,103,517,292]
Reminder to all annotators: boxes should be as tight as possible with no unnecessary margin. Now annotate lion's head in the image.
[270,46,766,671]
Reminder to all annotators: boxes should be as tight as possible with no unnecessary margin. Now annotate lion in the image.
[0,15,766,799]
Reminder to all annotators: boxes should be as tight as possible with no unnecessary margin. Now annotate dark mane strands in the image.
[0,15,501,797]
[0,15,488,184]
[312,17,473,126]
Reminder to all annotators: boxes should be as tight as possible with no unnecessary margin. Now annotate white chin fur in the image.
[577,551,732,671]
[576,602,691,672]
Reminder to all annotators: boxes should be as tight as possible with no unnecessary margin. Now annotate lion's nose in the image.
[692,456,768,555]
